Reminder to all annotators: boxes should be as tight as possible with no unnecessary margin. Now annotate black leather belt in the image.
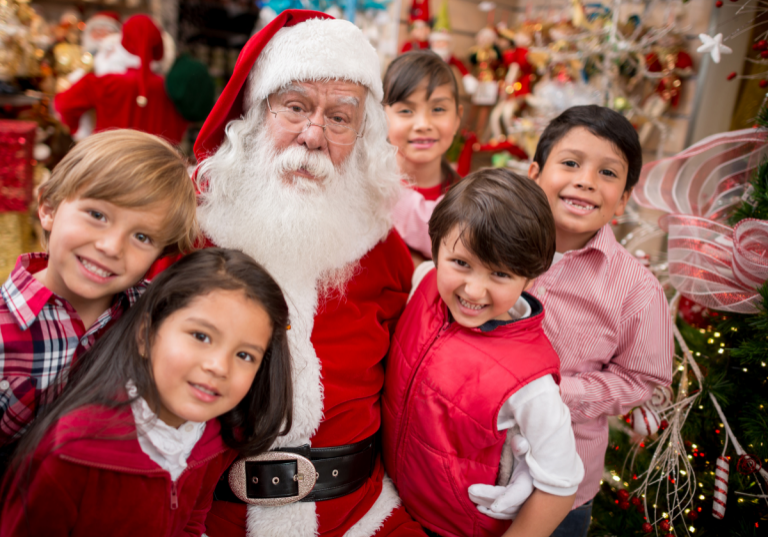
[214,434,377,506]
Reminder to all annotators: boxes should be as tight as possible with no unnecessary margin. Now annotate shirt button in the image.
[537,286,546,297]
[0,380,9,391]
[185,424,193,432]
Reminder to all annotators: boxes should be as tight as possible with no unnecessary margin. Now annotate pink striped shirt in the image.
[530,225,673,507]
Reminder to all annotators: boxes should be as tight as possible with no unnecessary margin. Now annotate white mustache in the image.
[273,145,336,182]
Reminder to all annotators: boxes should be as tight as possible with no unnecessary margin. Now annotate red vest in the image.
[382,269,560,537]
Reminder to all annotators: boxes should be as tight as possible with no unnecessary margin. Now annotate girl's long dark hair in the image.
[11,248,293,468]
[382,49,462,192]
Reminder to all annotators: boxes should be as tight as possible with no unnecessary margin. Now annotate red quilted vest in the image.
[382,269,560,537]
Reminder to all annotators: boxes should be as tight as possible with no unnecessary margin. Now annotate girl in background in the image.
[384,50,463,264]
[1,248,293,536]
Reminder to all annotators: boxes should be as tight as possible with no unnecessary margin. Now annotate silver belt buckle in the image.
[228,451,318,506]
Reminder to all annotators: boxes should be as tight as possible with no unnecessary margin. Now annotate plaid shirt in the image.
[0,253,144,446]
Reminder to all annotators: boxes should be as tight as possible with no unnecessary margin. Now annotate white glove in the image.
[468,435,535,520]
[462,74,479,95]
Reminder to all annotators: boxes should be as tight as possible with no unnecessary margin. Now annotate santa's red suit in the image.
[54,15,188,144]
[185,11,425,537]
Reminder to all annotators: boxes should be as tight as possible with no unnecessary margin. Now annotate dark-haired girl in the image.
[384,50,463,264]
[1,248,293,536]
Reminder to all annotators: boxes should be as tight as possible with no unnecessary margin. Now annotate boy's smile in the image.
[35,197,169,328]
[435,226,531,328]
[529,127,632,253]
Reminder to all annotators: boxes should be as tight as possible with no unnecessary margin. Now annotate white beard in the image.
[197,111,391,299]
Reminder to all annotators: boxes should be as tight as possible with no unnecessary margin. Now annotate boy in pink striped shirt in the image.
[523,106,672,535]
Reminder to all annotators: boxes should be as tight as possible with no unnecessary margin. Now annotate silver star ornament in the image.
[697,33,733,64]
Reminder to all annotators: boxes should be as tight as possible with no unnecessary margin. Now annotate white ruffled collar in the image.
[127,381,206,481]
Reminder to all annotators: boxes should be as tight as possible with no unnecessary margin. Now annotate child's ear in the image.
[135,315,151,359]
[528,161,541,182]
[523,278,535,292]
[614,187,633,217]
[38,200,56,232]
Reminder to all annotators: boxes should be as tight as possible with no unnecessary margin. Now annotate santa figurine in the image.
[81,11,121,54]
[181,10,425,537]
[489,24,535,140]
[428,0,477,95]
[467,26,501,141]
[54,14,188,145]
[400,0,431,53]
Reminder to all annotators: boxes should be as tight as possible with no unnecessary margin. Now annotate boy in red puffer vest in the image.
[382,168,584,537]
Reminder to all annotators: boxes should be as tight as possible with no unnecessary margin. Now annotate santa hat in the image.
[194,10,383,162]
[409,0,431,25]
[120,15,163,108]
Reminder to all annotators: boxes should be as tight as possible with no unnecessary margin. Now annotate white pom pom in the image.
[630,405,661,436]
[33,143,51,161]
[462,74,479,95]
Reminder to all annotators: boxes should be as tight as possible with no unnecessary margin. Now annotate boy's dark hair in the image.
[533,105,642,192]
[429,168,556,279]
[11,248,293,470]
[383,49,461,191]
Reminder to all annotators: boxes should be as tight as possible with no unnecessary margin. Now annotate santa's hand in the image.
[462,74,479,95]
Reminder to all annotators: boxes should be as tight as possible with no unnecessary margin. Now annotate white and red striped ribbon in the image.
[661,215,768,314]
[713,456,729,519]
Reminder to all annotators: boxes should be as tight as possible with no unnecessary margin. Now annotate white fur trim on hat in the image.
[245,17,383,111]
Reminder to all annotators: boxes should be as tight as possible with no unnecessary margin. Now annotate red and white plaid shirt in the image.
[531,225,673,508]
[0,253,144,446]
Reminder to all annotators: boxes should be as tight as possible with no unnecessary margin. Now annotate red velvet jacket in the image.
[0,404,238,537]
[382,270,560,537]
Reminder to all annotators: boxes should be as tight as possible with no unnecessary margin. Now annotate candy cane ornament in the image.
[713,456,729,519]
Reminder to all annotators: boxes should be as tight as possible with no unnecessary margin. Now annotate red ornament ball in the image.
[736,454,763,475]
[688,510,699,521]
[617,489,630,501]
[642,523,653,533]
[678,296,711,328]
[760,80,768,88]
[619,500,630,510]
[660,520,671,532]
[636,503,645,513]
[761,50,768,58]
[727,72,737,80]
[760,40,768,49]
[631,496,642,506]
[715,0,724,5]
[660,420,669,431]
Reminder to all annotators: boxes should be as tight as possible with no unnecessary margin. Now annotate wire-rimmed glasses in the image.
[266,96,364,146]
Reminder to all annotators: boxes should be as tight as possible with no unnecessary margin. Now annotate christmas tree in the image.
[590,125,768,536]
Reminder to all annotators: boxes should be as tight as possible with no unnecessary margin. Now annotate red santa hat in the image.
[409,0,431,25]
[194,10,383,162]
[120,15,164,108]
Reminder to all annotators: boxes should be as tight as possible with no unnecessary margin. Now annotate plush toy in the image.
[489,24,535,140]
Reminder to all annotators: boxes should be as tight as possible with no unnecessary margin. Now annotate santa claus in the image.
[192,10,424,537]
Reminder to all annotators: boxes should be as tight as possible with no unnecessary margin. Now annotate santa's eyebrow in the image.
[278,84,308,96]
[335,96,360,107]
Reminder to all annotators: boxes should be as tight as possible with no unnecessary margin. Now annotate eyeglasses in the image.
[266,96,364,146]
